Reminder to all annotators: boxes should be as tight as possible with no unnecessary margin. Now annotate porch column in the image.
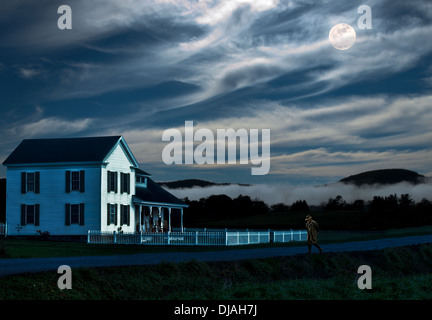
[139,205,142,232]
[149,206,153,231]
[160,207,164,232]
[181,208,184,233]
[168,208,172,232]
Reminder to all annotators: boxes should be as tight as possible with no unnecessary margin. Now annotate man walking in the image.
[305,215,323,253]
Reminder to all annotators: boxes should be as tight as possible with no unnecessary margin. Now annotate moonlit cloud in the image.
[7,117,94,139]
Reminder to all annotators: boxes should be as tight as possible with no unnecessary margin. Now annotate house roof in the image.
[2,136,138,166]
[133,178,188,207]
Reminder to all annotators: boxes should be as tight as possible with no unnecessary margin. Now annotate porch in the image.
[133,204,185,233]
[132,180,188,233]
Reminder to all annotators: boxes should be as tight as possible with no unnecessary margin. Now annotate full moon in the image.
[329,23,356,50]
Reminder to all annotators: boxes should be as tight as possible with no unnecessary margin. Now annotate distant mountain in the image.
[340,169,426,186]
[158,179,250,189]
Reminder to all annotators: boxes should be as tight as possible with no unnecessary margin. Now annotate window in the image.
[71,172,80,191]
[107,171,118,193]
[20,204,40,226]
[65,203,85,225]
[21,172,40,194]
[120,173,130,194]
[27,173,35,192]
[65,171,85,193]
[26,205,35,224]
[107,204,117,225]
[70,204,80,224]
[136,176,147,186]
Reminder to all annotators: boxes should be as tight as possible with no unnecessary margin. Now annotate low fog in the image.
[166,181,432,206]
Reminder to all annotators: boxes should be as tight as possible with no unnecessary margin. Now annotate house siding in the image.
[6,164,101,236]
[101,143,136,233]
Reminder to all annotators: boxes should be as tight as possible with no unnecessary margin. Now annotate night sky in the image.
[1,0,432,191]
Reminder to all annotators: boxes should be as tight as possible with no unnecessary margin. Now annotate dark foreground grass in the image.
[1,243,431,300]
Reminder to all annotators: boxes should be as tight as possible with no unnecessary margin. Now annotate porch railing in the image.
[87,229,307,246]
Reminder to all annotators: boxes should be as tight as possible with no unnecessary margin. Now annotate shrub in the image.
[0,239,9,258]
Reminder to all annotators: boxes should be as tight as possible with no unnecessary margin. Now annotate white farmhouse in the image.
[2,136,187,237]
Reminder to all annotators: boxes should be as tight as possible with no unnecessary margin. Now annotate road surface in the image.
[0,234,431,277]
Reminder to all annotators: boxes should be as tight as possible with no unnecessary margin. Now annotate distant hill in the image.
[160,170,428,190]
[158,179,250,189]
[340,169,426,186]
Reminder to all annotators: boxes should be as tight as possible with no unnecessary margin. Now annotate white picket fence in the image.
[273,230,305,242]
[87,229,306,246]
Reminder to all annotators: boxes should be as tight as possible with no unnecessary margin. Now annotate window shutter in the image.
[114,172,118,193]
[79,171,85,193]
[107,203,111,225]
[107,171,111,192]
[21,172,26,194]
[65,171,71,193]
[21,204,26,226]
[65,203,71,225]
[35,172,40,194]
[127,205,130,226]
[127,174,130,194]
[79,203,85,225]
[115,204,118,225]
[34,204,40,226]
[120,205,124,225]
[120,173,124,193]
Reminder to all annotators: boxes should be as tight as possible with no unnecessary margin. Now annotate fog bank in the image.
[166,182,432,206]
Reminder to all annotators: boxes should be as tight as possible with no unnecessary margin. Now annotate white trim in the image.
[102,137,139,168]
[132,199,188,208]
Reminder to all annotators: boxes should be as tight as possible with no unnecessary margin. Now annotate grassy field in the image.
[0,243,431,300]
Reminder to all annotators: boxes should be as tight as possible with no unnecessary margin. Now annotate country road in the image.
[1,235,431,277]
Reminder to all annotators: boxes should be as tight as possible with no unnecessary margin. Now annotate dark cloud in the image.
[1,0,432,184]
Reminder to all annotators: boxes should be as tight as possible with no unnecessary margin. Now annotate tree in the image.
[290,200,309,213]
[270,203,290,213]
[324,195,346,211]
[351,199,365,212]
[398,193,414,211]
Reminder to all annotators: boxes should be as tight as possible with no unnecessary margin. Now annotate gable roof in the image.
[133,178,188,207]
[2,136,138,166]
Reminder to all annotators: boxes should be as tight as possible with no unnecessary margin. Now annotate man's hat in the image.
[305,215,312,221]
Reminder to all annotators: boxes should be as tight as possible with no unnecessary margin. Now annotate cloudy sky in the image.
[1,0,432,191]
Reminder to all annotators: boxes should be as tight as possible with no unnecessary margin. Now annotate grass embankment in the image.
[0,243,431,299]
